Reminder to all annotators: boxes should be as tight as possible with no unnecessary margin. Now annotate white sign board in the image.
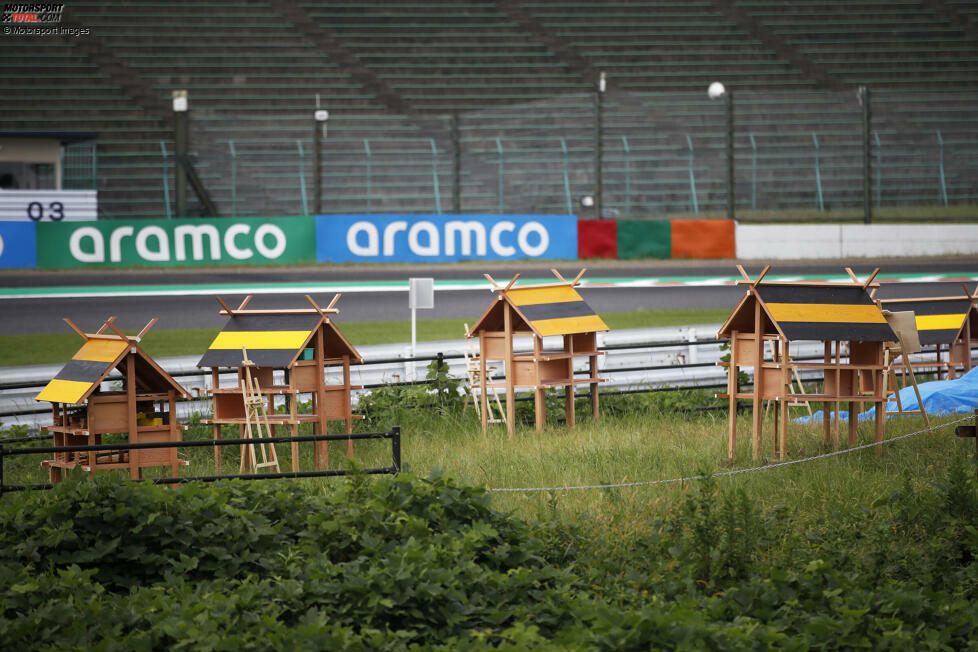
[0,190,97,221]
[409,277,434,310]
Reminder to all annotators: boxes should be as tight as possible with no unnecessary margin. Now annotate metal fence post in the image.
[452,112,461,213]
[560,137,572,215]
[364,139,372,213]
[228,140,237,218]
[429,138,442,214]
[859,86,871,224]
[622,136,631,217]
[160,141,172,219]
[726,90,735,220]
[595,71,605,219]
[873,131,881,208]
[812,132,824,212]
[496,137,504,213]
[749,133,757,210]
[391,426,401,473]
[937,130,948,207]
[686,135,699,214]
[297,140,309,216]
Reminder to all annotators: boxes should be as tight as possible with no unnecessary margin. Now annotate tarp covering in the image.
[795,365,978,423]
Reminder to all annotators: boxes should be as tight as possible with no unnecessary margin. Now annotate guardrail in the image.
[1,325,969,429]
[0,428,402,496]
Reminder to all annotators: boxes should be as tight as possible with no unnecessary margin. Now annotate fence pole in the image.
[173,94,188,218]
[452,112,461,213]
[560,137,572,215]
[812,132,824,212]
[859,86,871,224]
[160,141,172,219]
[496,137,504,214]
[313,108,328,214]
[726,90,735,220]
[228,140,237,218]
[937,130,948,207]
[874,131,881,208]
[622,136,631,217]
[686,135,699,214]
[364,139,372,213]
[749,133,757,210]
[430,138,442,214]
[392,425,401,472]
[297,140,309,216]
[595,71,605,219]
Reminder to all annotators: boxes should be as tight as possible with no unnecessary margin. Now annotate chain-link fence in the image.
[153,89,978,219]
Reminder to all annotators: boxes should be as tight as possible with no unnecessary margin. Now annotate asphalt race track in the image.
[1,258,976,336]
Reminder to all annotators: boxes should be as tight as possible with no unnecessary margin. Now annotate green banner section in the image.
[37,216,316,269]
[616,220,671,259]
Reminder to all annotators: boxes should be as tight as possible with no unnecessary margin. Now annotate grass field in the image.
[0,308,730,367]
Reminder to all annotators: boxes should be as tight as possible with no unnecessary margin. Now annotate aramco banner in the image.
[37,216,316,268]
[316,214,578,263]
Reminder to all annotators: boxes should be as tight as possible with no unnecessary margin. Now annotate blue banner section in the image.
[316,214,578,263]
[0,221,37,269]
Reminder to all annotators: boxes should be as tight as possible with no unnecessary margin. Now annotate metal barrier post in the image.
[391,425,401,472]
[686,135,699,214]
[812,132,824,212]
[622,136,631,217]
[452,112,461,213]
[937,130,948,206]
[364,139,372,213]
[228,140,237,218]
[859,86,871,224]
[560,137,572,215]
[297,140,309,215]
[496,137,504,213]
[874,131,881,208]
[749,133,757,210]
[429,138,442,214]
[160,141,172,219]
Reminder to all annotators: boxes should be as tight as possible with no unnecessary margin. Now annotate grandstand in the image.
[3,0,977,218]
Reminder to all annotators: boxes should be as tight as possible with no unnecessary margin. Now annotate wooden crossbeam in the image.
[63,318,87,340]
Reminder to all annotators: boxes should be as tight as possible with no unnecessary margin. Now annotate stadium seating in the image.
[4,0,976,218]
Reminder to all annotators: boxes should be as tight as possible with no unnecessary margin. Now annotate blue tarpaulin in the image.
[795,365,978,423]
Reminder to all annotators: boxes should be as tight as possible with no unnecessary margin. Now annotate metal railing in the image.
[139,88,978,219]
[0,428,401,496]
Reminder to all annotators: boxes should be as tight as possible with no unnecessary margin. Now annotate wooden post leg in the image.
[534,387,545,432]
[590,354,599,423]
[291,423,299,472]
[728,332,738,461]
[823,342,831,445]
[779,340,789,460]
[874,368,885,455]
[848,401,857,447]
[479,332,489,436]
[751,319,763,459]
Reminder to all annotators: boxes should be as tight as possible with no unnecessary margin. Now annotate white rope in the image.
[488,414,976,493]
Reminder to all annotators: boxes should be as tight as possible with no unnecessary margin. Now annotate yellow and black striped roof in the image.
[505,285,608,337]
[197,313,322,368]
[880,298,971,345]
[469,284,608,338]
[754,285,897,342]
[35,338,131,404]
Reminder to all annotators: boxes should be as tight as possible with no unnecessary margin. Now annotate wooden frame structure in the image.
[718,266,897,461]
[466,269,608,437]
[877,284,978,379]
[197,295,363,472]
[35,317,190,482]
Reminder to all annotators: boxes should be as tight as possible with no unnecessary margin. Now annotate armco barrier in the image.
[315,214,577,263]
[577,218,735,260]
[35,216,316,269]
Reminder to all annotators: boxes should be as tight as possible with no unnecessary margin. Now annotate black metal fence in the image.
[0,427,401,496]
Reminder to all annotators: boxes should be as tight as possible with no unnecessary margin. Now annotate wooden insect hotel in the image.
[197,295,363,472]
[35,317,190,482]
[718,267,898,461]
[878,284,977,379]
[466,269,607,437]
